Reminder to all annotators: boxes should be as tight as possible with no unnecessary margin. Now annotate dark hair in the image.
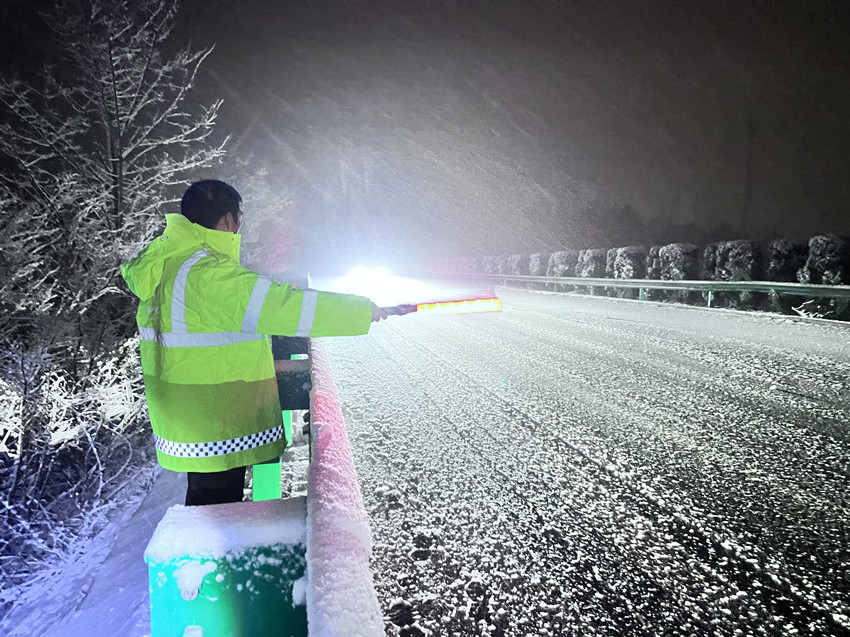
[180,180,242,230]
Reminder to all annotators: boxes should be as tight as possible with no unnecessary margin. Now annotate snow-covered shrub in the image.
[766,239,809,314]
[645,246,664,300]
[576,248,607,294]
[528,253,550,276]
[0,339,153,606]
[798,234,850,285]
[614,246,648,279]
[604,248,618,297]
[659,243,701,304]
[546,250,578,292]
[497,255,512,275]
[794,235,850,319]
[612,246,647,299]
[482,255,499,275]
[701,243,719,281]
[546,250,578,277]
[508,253,530,276]
[576,249,607,278]
[605,248,617,278]
[527,252,551,290]
[708,240,765,309]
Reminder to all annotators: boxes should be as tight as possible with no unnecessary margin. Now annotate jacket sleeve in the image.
[192,255,373,337]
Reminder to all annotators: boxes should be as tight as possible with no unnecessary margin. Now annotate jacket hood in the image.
[121,214,242,302]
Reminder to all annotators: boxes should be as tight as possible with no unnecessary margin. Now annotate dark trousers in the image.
[185,466,246,506]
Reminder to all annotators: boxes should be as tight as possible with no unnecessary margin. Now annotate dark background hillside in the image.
[5,1,850,273]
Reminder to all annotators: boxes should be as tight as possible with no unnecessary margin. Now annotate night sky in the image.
[4,1,850,273]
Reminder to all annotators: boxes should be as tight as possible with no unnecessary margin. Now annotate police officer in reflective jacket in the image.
[121,180,388,505]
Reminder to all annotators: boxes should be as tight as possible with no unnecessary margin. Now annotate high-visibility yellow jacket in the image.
[121,214,372,473]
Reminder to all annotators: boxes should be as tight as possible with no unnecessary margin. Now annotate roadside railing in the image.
[144,337,382,637]
[471,274,850,307]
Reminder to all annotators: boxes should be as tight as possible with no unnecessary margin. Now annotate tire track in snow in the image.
[370,317,850,635]
[325,295,850,635]
[406,303,850,619]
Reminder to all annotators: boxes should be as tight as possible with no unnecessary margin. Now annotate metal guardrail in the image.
[472,274,850,306]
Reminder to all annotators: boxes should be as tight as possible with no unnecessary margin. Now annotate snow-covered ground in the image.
[6,287,849,636]
[326,287,850,636]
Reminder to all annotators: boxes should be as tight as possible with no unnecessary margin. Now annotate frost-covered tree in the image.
[0,0,225,598]
[0,0,225,373]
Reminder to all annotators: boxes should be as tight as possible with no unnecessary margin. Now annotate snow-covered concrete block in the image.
[306,341,383,637]
[144,497,308,637]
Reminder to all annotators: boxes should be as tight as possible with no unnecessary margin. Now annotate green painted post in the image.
[707,290,714,308]
[639,288,646,301]
[252,410,290,501]
[146,498,309,637]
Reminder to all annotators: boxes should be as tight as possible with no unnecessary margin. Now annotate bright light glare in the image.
[321,268,445,306]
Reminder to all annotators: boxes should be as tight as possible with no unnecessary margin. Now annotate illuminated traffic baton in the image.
[383,297,502,316]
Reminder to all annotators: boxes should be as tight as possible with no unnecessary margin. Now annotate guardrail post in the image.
[707,290,714,308]
[639,288,646,301]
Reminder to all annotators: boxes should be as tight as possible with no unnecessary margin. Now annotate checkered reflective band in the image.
[153,425,284,458]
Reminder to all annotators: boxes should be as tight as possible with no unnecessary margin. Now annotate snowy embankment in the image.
[5,342,383,637]
[325,287,850,637]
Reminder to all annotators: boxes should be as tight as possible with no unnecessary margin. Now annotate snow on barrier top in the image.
[144,498,307,563]
[306,340,383,637]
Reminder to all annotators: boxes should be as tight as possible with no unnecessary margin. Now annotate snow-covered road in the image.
[324,288,850,637]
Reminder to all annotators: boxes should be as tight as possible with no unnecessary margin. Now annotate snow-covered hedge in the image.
[659,243,701,304]
[447,232,848,321]
[766,239,809,314]
[611,246,647,299]
[794,235,850,319]
[605,248,617,278]
[704,240,765,309]
[644,246,664,300]
[507,253,530,275]
[576,248,607,294]
[546,250,578,277]
[527,252,551,290]
[528,252,550,276]
[546,250,578,291]
[798,234,850,285]
[576,249,606,277]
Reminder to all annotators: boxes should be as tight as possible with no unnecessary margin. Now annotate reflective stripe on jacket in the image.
[121,214,372,472]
